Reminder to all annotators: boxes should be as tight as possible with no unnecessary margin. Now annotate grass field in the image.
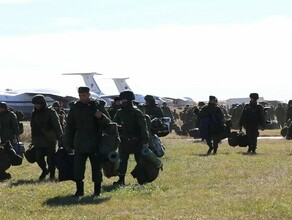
[1,128,292,220]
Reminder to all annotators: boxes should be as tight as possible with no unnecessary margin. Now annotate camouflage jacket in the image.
[65,99,111,153]
[0,110,20,143]
[114,105,149,145]
[30,106,63,148]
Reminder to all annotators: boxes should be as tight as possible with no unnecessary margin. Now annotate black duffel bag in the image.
[24,144,36,163]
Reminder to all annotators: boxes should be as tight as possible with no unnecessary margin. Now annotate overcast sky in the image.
[0,0,292,102]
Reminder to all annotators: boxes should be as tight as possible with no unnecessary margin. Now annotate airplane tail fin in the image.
[62,72,105,96]
[112,77,131,93]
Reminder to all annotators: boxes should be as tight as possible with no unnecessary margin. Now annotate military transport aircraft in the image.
[111,77,195,107]
[62,72,166,105]
[0,88,78,119]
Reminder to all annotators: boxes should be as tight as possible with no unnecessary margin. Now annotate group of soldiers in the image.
[1,88,292,197]
[0,87,167,198]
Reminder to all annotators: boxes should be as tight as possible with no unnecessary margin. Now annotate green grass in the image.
[2,130,292,219]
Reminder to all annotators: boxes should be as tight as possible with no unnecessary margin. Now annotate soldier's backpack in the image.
[148,134,165,158]
[131,147,162,184]
[150,117,171,137]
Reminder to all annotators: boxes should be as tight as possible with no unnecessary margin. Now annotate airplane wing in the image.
[18,88,78,102]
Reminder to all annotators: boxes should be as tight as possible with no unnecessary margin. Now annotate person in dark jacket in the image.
[30,95,63,180]
[0,102,21,144]
[275,103,286,129]
[64,86,111,197]
[52,101,67,130]
[199,96,225,155]
[113,90,150,186]
[143,95,164,120]
[108,96,121,120]
[0,102,21,179]
[239,93,265,154]
[285,100,292,139]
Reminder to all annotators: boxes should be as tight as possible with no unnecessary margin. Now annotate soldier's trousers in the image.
[73,152,102,183]
[35,147,55,174]
[118,144,142,176]
[246,128,259,151]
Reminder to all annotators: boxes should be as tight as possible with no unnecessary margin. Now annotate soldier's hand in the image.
[94,110,103,119]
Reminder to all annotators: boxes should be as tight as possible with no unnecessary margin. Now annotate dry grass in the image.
[1,125,291,219]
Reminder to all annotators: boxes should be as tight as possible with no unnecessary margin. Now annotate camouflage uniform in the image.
[144,95,164,120]
[65,95,110,196]
[0,102,20,179]
[239,93,265,154]
[275,103,285,128]
[285,100,292,139]
[113,90,149,185]
[199,96,225,154]
[30,95,63,180]
[0,103,20,143]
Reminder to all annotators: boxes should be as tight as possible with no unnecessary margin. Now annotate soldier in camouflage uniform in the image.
[199,96,225,155]
[143,95,164,120]
[0,102,21,180]
[30,95,63,180]
[239,93,265,154]
[113,90,150,186]
[52,101,67,130]
[65,87,111,197]
[0,102,21,144]
[275,103,285,128]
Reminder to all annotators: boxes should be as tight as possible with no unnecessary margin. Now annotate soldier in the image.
[0,102,21,179]
[64,86,111,197]
[113,90,150,185]
[285,100,292,139]
[199,96,225,155]
[30,95,63,180]
[108,96,121,120]
[0,102,21,144]
[275,103,285,128]
[52,101,67,130]
[161,102,174,130]
[239,93,265,154]
[143,95,164,120]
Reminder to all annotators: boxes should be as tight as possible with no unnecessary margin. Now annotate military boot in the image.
[113,175,125,186]
[213,147,218,155]
[94,182,101,196]
[206,148,213,155]
[39,169,49,180]
[74,181,84,197]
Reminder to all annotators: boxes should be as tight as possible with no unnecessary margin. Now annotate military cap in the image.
[114,96,121,102]
[119,90,135,101]
[0,102,8,109]
[52,101,60,107]
[198,101,205,107]
[78,86,90,93]
[249,93,259,100]
[144,95,155,102]
[209,95,216,102]
[32,94,46,104]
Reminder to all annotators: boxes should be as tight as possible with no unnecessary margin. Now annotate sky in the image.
[0,0,292,102]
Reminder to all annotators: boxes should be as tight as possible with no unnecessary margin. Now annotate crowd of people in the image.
[1,88,292,197]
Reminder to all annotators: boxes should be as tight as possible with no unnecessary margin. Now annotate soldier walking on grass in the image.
[239,93,265,154]
[113,90,149,186]
[64,86,111,197]
[199,96,225,155]
[30,95,63,180]
[0,102,21,180]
